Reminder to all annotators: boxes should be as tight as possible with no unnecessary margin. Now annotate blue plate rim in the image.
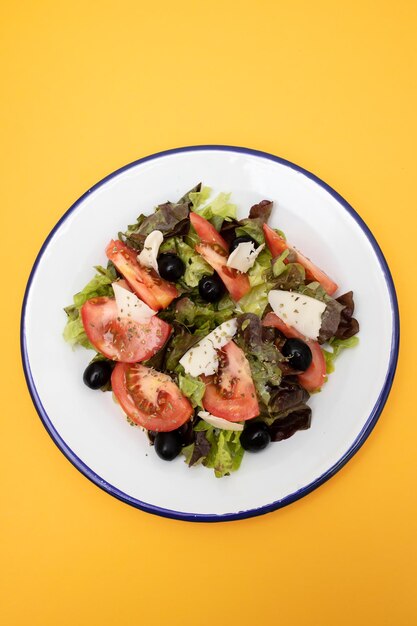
[20,145,400,522]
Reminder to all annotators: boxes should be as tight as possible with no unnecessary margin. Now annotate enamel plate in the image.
[21,146,399,521]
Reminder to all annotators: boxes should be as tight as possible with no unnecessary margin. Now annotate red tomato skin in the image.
[263,224,338,296]
[111,362,193,431]
[190,212,229,251]
[81,297,171,363]
[195,243,250,301]
[262,312,327,391]
[106,240,178,310]
[202,341,259,422]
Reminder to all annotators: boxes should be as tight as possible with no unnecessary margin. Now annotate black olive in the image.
[158,253,185,281]
[229,235,258,253]
[83,361,112,390]
[282,338,312,372]
[177,421,195,446]
[154,431,183,461]
[198,274,226,302]
[149,424,192,447]
[240,422,271,452]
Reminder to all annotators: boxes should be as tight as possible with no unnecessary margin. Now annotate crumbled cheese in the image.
[198,410,243,431]
[112,282,157,323]
[179,319,238,377]
[268,290,326,340]
[226,242,265,273]
[137,230,163,274]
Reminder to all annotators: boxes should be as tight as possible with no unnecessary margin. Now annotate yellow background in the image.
[1,1,416,624]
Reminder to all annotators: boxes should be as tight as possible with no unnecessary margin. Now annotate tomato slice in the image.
[262,312,326,391]
[195,243,250,301]
[190,212,229,251]
[81,297,171,363]
[263,224,338,296]
[112,362,193,431]
[106,240,178,310]
[202,341,259,422]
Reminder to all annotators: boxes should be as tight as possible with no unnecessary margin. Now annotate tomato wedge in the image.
[202,341,259,422]
[112,362,193,431]
[81,297,171,363]
[263,224,338,296]
[106,240,178,310]
[262,311,326,391]
[195,243,250,301]
[190,212,229,251]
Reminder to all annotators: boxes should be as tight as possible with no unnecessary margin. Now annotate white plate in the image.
[21,146,399,521]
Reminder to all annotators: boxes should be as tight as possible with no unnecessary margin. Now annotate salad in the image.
[63,184,359,477]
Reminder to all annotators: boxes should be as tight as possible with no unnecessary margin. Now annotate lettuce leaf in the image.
[181,421,245,477]
[334,291,360,339]
[178,373,206,408]
[174,296,235,330]
[272,249,290,277]
[164,327,206,372]
[174,238,213,287]
[238,283,271,317]
[182,430,211,467]
[267,405,312,441]
[248,199,273,222]
[269,263,306,291]
[204,426,245,478]
[323,336,360,374]
[189,185,212,209]
[72,264,117,308]
[298,280,329,302]
[62,308,93,349]
[63,264,117,349]
[297,283,356,344]
[158,236,177,254]
[234,247,273,316]
[235,314,283,407]
[120,184,201,250]
[235,218,265,245]
[247,247,272,287]
[193,191,237,230]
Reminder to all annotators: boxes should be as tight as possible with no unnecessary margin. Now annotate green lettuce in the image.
[182,421,244,478]
[164,330,204,372]
[323,336,360,374]
[298,280,329,303]
[174,238,213,287]
[270,263,306,291]
[72,264,117,307]
[178,373,206,408]
[272,249,290,277]
[237,248,273,316]
[158,236,177,254]
[238,283,271,317]
[63,264,117,349]
[235,314,283,408]
[63,308,93,349]
[235,218,265,244]
[203,423,245,478]
[120,184,200,249]
[189,185,212,209]
[248,248,272,287]
[174,297,235,330]
[193,191,237,230]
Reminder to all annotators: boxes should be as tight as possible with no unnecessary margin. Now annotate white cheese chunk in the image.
[112,282,157,323]
[137,230,163,274]
[198,411,243,431]
[226,242,265,273]
[179,319,238,377]
[268,290,326,340]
